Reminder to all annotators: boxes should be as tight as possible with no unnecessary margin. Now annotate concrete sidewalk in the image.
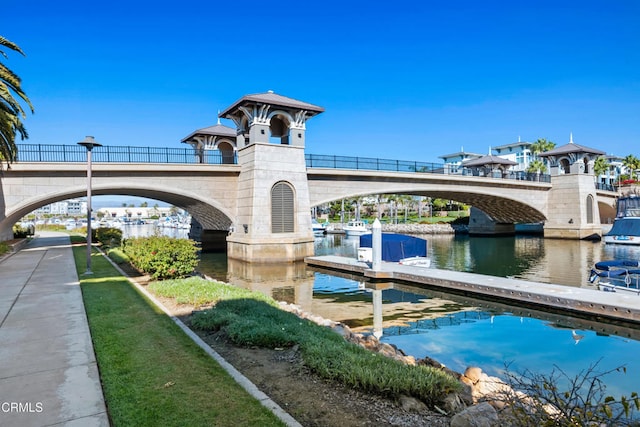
[0,232,108,427]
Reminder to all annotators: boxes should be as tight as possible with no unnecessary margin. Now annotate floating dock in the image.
[305,255,640,325]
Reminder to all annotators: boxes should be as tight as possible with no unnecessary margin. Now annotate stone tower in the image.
[539,135,604,239]
[220,91,324,262]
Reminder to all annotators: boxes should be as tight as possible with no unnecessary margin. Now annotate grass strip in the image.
[73,244,285,427]
[151,277,463,406]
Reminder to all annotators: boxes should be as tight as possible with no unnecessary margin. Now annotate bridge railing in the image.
[595,182,617,192]
[305,154,551,183]
[13,144,551,182]
[15,144,236,164]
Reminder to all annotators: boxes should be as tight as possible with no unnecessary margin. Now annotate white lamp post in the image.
[77,136,102,274]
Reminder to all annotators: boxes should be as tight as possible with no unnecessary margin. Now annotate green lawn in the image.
[73,244,285,427]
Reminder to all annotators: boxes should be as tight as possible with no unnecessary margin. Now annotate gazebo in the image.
[181,120,237,164]
[462,155,517,178]
[538,135,604,175]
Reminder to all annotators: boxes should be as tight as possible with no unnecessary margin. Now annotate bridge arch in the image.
[307,171,549,224]
[313,190,547,224]
[3,182,234,235]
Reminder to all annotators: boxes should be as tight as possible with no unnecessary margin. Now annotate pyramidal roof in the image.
[219,91,325,118]
[539,140,605,157]
[181,123,236,143]
[463,154,517,167]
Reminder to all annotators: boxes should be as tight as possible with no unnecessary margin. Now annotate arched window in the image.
[586,194,594,224]
[271,181,294,233]
[560,158,570,174]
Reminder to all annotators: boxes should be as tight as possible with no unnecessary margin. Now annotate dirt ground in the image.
[122,264,452,426]
[180,316,452,427]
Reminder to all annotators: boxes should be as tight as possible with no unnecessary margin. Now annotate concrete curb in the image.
[98,250,302,427]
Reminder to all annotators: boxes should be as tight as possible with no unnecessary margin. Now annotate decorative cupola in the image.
[538,133,605,175]
[219,90,324,149]
[181,118,237,164]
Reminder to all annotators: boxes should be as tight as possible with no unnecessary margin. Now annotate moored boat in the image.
[312,219,327,236]
[604,195,640,245]
[343,220,371,237]
[589,259,640,294]
[358,233,430,267]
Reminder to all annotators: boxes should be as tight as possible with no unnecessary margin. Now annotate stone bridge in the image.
[0,91,618,262]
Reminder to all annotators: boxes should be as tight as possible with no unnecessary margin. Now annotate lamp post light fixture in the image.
[77,136,102,274]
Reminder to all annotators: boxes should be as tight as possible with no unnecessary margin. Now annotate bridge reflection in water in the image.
[194,233,640,399]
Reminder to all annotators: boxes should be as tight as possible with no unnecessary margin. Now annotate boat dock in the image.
[304,255,640,325]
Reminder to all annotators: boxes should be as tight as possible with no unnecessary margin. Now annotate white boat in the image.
[343,220,371,237]
[589,260,640,294]
[604,195,640,245]
[312,219,327,236]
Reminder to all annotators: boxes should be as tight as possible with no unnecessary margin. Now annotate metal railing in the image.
[596,182,617,192]
[15,144,236,165]
[13,144,552,182]
[305,153,551,183]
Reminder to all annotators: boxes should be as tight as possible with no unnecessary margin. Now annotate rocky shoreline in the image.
[277,300,517,426]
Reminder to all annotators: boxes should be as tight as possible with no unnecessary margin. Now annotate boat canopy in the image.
[607,218,640,237]
[359,233,427,262]
[616,196,640,218]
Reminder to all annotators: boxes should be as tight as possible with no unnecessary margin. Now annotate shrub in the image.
[0,241,9,255]
[92,227,122,247]
[13,224,34,238]
[123,236,199,280]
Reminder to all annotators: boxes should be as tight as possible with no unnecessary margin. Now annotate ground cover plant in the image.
[151,277,463,407]
[72,243,285,427]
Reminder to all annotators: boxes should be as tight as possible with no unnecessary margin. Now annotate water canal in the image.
[125,224,640,397]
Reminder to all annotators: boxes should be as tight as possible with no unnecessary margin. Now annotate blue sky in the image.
[4,0,639,163]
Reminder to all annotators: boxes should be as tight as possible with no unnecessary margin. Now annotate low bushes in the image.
[13,223,34,238]
[172,278,462,406]
[92,227,122,247]
[123,236,199,280]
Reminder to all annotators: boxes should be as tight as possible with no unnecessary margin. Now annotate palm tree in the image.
[529,138,555,171]
[1,35,34,167]
[593,156,609,180]
[526,159,547,174]
[622,154,640,181]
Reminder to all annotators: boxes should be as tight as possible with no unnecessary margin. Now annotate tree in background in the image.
[0,36,33,167]
[529,138,555,171]
[593,156,610,183]
[622,154,640,181]
[526,159,547,174]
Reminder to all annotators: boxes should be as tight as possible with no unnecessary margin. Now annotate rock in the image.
[331,324,353,340]
[449,402,499,427]
[398,395,428,413]
[441,392,468,414]
[460,367,516,410]
[462,366,483,384]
